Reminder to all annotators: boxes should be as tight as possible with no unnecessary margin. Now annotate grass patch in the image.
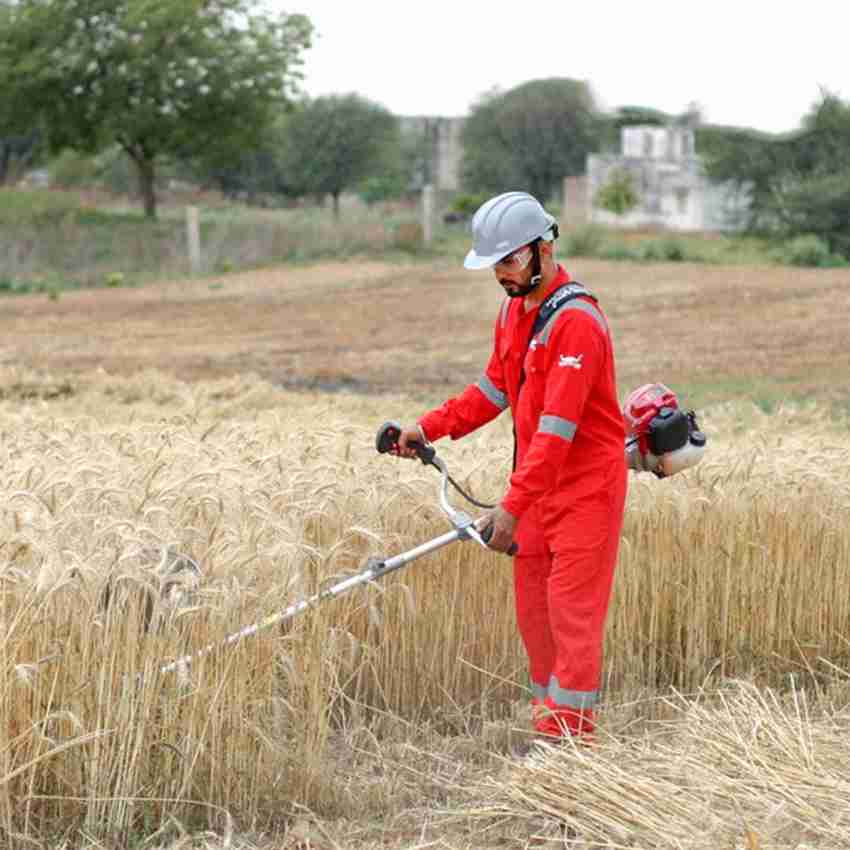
[0,187,83,223]
[773,233,849,267]
[562,224,779,264]
[0,274,84,297]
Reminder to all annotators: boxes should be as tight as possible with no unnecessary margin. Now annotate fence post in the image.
[186,206,201,275]
[422,184,434,246]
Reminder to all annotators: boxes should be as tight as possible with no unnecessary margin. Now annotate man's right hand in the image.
[393,424,428,459]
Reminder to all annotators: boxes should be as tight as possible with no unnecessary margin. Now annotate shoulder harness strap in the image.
[530,282,597,340]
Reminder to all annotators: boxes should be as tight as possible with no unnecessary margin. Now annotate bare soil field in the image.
[2,256,849,409]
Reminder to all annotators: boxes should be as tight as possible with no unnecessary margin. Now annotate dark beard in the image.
[499,277,539,298]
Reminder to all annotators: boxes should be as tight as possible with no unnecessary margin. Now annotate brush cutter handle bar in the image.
[375,420,437,465]
[376,422,515,555]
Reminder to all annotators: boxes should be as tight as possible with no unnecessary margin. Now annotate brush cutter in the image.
[157,423,498,677]
[157,388,707,677]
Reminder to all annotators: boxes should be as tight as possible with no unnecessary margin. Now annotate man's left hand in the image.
[479,505,518,554]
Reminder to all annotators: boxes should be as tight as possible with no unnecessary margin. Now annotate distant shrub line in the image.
[561,225,849,268]
[1,190,845,295]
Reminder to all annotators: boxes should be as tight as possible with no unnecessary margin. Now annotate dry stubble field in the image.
[2,255,850,850]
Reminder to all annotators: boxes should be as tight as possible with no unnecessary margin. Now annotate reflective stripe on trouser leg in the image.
[530,680,548,703]
[536,679,597,738]
[547,679,597,710]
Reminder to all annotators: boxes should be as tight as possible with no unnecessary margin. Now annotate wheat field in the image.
[1,365,849,848]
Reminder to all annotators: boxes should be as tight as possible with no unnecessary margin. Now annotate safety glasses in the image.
[494,245,532,271]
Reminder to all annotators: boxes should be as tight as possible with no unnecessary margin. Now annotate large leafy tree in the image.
[280,93,399,217]
[0,0,312,217]
[461,78,602,202]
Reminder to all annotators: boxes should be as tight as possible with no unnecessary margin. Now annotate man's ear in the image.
[539,240,555,260]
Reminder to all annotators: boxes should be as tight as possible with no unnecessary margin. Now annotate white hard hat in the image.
[464,191,558,270]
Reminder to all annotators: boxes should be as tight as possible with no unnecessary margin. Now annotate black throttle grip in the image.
[376,421,402,454]
[375,421,436,465]
[481,524,518,556]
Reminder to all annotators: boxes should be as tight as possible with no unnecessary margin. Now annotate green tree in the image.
[702,91,850,256]
[461,78,601,202]
[776,116,850,257]
[699,125,789,229]
[280,93,399,217]
[186,114,293,202]
[595,168,639,216]
[0,0,312,218]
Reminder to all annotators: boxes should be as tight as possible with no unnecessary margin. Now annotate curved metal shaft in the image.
[159,453,486,677]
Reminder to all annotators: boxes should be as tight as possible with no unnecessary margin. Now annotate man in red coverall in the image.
[394,191,627,740]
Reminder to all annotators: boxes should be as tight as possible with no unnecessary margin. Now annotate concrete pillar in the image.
[422,184,435,245]
[186,206,201,275]
[561,176,589,227]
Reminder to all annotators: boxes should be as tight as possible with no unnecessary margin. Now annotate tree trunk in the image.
[332,191,340,219]
[134,155,158,219]
[0,142,10,187]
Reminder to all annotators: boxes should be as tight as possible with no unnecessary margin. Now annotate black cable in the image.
[447,472,497,509]
[422,459,497,510]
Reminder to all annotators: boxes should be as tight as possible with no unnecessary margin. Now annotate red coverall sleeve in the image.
[417,323,509,442]
[501,311,607,518]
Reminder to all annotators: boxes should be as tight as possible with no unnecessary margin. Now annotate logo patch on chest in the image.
[558,354,584,370]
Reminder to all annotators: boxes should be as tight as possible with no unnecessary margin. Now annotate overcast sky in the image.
[273,0,848,134]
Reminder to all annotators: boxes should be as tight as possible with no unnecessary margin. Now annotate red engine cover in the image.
[623,383,679,454]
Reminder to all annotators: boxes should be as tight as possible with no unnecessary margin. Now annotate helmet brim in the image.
[463,249,502,270]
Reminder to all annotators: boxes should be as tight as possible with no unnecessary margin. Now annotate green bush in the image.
[777,234,847,267]
[95,147,136,195]
[0,189,82,225]
[49,149,99,188]
[562,224,607,257]
[449,193,489,218]
[595,168,639,217]
[638,238,688,262]
[357,174,406,206]
[600,243,639,261]
[0,278,37,294]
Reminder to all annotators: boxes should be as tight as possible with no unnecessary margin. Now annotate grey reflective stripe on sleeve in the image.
[538,299,608,345]
[477,375,508,410]
[548,677,598,709]
[539,415,577,441]
[531,680,548,702]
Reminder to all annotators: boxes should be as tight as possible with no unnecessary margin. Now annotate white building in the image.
[586,125,749,231]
